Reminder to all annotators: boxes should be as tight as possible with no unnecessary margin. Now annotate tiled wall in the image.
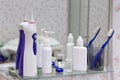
[0,0,69,45]
[88,0,110,47]
[113,0,120,80]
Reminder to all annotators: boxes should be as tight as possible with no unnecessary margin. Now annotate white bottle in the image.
[66,33,74,59]
[37,29,45,68]
[65,33,74,72]
[16,18,28,70]
[18,19,30,76]
[23,14,37,76]
[73,36,87,71]
[42,31,52,74]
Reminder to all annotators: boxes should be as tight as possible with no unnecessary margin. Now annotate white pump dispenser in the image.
[65,33,74,72]
[23,13,37,76]
[73,36,87,71]
[42,31,52,74]
[37,29,45,68]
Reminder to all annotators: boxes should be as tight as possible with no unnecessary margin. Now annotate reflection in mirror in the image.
[69,0,89,44]
[0,0,111,79]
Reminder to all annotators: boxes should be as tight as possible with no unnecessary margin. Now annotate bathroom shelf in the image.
[0,62,113,80]
[20,69,113,80]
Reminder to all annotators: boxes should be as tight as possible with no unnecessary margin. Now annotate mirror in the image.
[69,0,89,43]
[0,0,111,74]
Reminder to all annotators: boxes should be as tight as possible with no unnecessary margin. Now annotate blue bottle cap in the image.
[56,68,64,73]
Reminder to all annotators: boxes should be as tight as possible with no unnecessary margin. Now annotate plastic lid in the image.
[77,36,84,47]
[68,33,74,43]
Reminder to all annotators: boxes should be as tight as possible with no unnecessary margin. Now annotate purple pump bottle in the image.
[17,20,29,76]
[15,20,28,70]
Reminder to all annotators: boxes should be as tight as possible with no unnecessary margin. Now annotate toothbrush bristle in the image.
[107,29,114,37]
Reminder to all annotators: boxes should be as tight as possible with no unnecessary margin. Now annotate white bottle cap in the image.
[23,18,28,22]
[68,33,74,43]
[77,36,84,47]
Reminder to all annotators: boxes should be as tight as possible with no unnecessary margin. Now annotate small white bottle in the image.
[37,29,45,68]
[65,33,74,72]
[23,14,37,76]
[73,36,87,71]
[42,31,52,74]
[66,33,74,59]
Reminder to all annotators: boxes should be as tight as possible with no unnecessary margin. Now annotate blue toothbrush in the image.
[90,29,114,69]
[86,27,101,48]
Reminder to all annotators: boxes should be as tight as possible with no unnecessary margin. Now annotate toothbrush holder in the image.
[87,45,104,71]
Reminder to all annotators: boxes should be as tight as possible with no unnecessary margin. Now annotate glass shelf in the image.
[0,62,113,80]
[20,69,113,80]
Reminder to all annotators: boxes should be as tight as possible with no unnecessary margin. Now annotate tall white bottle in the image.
[65,33,74,72]
[37,29,45,68]
[16,18,28,70]
[42,31,52,74]
[23,14,37,76]
[73,36,87,71]
[18,19,30,76]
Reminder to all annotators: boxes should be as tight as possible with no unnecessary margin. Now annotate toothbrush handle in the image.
[102,38,110,49]
[87,33,99,48]
[86,40,93,48]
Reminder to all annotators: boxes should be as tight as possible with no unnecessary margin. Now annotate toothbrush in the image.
[86,27,101,48]
[90,29,114,69]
